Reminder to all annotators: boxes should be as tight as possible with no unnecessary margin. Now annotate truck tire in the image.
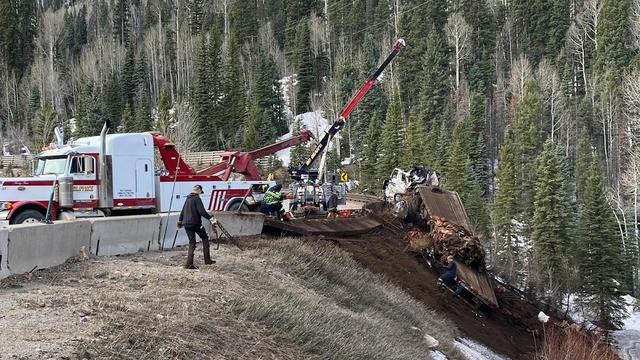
[226,200,250,212]
[13,209,45,224]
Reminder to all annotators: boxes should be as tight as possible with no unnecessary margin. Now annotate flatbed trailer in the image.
[415,186,499,309]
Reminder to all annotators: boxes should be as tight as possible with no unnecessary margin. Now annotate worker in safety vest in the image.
[260,184,285,220]
[177,185,215,269]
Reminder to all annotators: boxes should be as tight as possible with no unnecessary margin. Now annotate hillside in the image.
[2,237,487,360]
[0,0,639,335]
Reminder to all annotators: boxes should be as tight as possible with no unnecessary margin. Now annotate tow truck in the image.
[288,38,405,213]
[0,126,313,224]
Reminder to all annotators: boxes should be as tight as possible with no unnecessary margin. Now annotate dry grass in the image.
[226,238,465,360]
[537,325,620,360]
[5,237,465,359]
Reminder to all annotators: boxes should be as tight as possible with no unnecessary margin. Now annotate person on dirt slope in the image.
[260,184,286,221]
[178,184,215,269]
[326,190,339,219]
[439,255,463,296]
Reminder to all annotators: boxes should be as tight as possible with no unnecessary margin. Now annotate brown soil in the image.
[332,228,540,360]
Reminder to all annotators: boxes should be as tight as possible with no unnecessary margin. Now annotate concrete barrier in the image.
[6,221,92,275]
[158,213,187,249]
[0,227,9,279]
[90,215,161,256]
[213,211,264,237]
[158,212,264,250]
[158,213,216,249]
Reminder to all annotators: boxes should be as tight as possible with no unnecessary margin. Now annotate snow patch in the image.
[275,110,330,166]
[614,295,640,360]
[429,350,448,360]
[454,337,510,360]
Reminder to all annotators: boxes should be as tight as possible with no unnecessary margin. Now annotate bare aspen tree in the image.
[169,100,200,153]
[631,0,640,50]
[537,60,569,144]
[509,55,532,98]
[445,12,472,92]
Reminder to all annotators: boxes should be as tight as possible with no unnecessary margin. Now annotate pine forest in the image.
[1,0,640,331]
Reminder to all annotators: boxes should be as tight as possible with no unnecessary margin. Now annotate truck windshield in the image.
[35,157,67,175]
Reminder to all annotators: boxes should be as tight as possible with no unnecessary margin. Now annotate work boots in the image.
[184,244,197,269]
[203,244,215,265]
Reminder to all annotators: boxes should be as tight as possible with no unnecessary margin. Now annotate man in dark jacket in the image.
[439,255,463,296]
[439,255,457,285]
[178,184,214,269]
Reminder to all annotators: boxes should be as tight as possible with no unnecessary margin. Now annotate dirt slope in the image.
[334,229,539,360]
[1,237,467,360]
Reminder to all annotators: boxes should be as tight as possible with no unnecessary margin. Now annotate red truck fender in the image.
[7,201,55,223]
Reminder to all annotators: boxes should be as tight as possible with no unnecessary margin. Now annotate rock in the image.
[423,334,440,349]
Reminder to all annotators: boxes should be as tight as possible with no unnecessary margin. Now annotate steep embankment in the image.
[334,228,538,360]
[1,237,470,360]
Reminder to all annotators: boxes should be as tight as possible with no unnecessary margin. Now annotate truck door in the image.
[135,159,154,199]
[70,155,98,206]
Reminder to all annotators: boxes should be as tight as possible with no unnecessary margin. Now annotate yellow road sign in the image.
[340,171,348,182]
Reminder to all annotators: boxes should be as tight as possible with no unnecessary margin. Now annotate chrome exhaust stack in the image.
[98,123,113,208]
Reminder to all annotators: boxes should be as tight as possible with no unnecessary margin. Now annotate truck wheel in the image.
[13,209,45,224]
[226,201,250,212]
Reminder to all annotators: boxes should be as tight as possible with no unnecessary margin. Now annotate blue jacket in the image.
[442,261,457,281]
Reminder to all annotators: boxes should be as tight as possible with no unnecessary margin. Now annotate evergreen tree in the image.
[192,35,216,149]
[446,124,467,192]
[361,112,383,193]
[424,117,441,170]
[461,157,491,239]
[244,102,260,151]
[416,31,450,126]
[231,0,257,41]
[256,53,286,135]
[531,139,574,303]
[34,101,57,151]
[399,0,447,109]
[121,42,137,107]
[351,41,388,157]
[26,86,41,136]
[258,109,275,147]
[376,97,403,181]
[400,112,427,168]
[460,0,496,93]
[513,79,543,219]
[220,32,246,147]
[595,0,631,81]
[575,129,593,203]
[75,82,105,137]
[104,71,123,131]
[290,117,309,167]
[134,84,151,132]
[579,158,627,330]
[0,0,37,78]
[121,103,135,133]
[135,50,149,92]
[112,0,130,44]
[293,21,314,114]
[156,87,172,135]
[462,93,490,192]
[492,129,523,282]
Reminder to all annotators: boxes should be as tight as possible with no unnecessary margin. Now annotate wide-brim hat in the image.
[191,185,203,194]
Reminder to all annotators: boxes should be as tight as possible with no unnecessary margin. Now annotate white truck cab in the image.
[0,128,272,224]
